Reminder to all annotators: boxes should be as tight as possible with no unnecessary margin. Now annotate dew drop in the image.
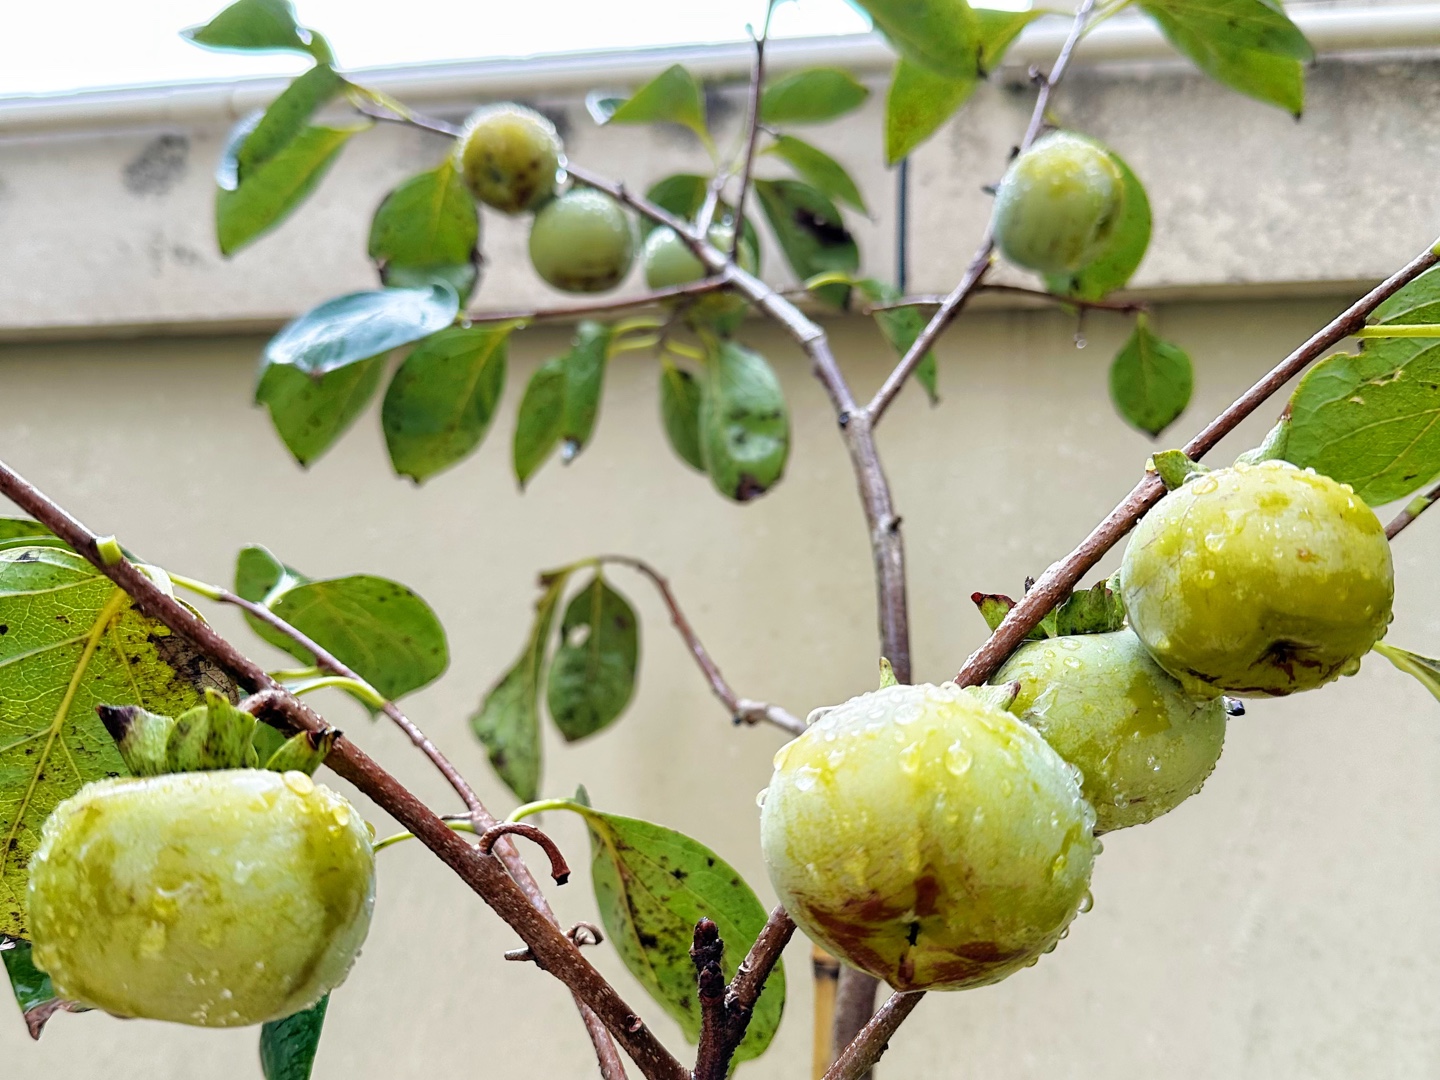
[1078,891,1094,914]
[944,741,972,777]
[755,787,769,808]
[898,742,923,775]
[283,771,315,796]
[793,765,821,792]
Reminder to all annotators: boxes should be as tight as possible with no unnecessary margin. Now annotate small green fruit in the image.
[529,189,636,293]
[457,103,562,214]
[1121,460,1394,698]
[993,630,1227,832]
[991,131,1125,275]
[643,224,759,330]
[759,682,1095,992]
[27,770,375,1028]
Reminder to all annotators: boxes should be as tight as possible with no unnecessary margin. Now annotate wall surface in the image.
[3,3,1440,1079]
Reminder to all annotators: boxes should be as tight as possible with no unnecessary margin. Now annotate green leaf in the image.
[699,341,790,502]
[754,179,858,308]
[181,0,332,62]
[1373,643,1440,703]
[640,174,708,242]
[261,995,329,1080]
[235,544,309,639]
[520,799,786,1064]
[512,322,613,486]
[0,548,233,936]
[262,576,449,701]
[261,729,336,776]
[4,938,87,1039]
[1372,265,1440,326]
[765,136,867,214]
[368,160,481,302]
[1052,581,1127,636]
[1108,317,1193,437]
[547,576,639,742]
[1151,448,1208,490]
[255,355,386,467]
[470,573,570,801]
[971,591,1054,639]
[976,7,1047,72]
[382,326,510,483]
[1137,0,1312,115]
[854,279,937,404]
[0,520,52,543]
[593,65,708,143]
[851,0,980,79]
[1284,337,1440,505]
[1044,148,1151,301]
[237,65,346,176]
[263,285,460,379]
[760,68,870,125]
[884,57,976,165]
[659,359,705,471]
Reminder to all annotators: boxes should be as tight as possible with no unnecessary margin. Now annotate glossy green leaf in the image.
[593,65,708,143]
[852,0,980,78]
[1044,148,1151,301]
[754,179,858,308]
[0,547,233,936]
[1284,337,1440,505]
[513,359,567,487]
[470,572,570,801]
[519,799,785,1064]
[660,359,705,471]
[263,285,459,379]
[699,341,790,502]
[512,322,613,486]
[766,136,867,214]
[4,938,87,1039]
[237,65,345,175]
[261,995,330,1080]
[1372,265,1440,326]
[1108,318,1193,437]
[547,576,639,742]
[382,326,510,483]
[854,278,937,404]
[260,575,449,701]
[255,355,386,467]
[760,68,870,125]
[368,160,481,302]
[181,0,332,63]
[1138,0,1312,115]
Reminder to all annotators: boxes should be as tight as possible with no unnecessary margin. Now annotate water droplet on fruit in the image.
[1078,891,1094,913]
[755,788,768,808]
[944,741,972,776]
[898,743,922,775]
[1203,532,1226,552]
[283,772,315,796]
[772,745,791,769]
[332,804,351,828]
[793,765,821,792]
[1192,476,1219,495]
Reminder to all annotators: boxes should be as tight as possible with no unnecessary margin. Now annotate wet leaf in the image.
[660,359,705,471]
[760,68,869,125]
[1138,0,1312,115]
[591,65,708,143]
[547,576,639,742]
[261,995,329,1080]
[1052,581,1127,636]
[1045,147,1151,301]
[520,799,786,1064]
[3,938,87,1039]
[754,179,858,308]
[470,573,570,801]
[854,278,937,404]
[699,341,790,502]
[851,0,980,79]
[182,0,332,61]
[262,285,460,379]
[382,325,510,483]
[0,547,233,936]
[512,322,613,486]
[766,136,866,213]
[255,355,386,467]
[368,160,481,302]
[1108,317,1193,437]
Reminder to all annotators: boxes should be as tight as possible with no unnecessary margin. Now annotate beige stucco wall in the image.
[0,296,1438,1079]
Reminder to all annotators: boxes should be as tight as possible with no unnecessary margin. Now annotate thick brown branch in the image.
[597,554,805,736]
[1386,477,1440,538]
[0,461,679,1080]
[821,993,925,1080]
[954,238,1440,687]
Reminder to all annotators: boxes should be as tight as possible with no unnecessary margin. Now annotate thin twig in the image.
[820,993,925,1080]
[864,284,1147,316]
[597,554,806,736]
[954,237,1440,687]
[1386,477,1440,539]
[729,3,774,257]
[723,905,797,1033]
[466,278,727,325]
[866,0,1100,424]
[691,919,732,1080]
[0,465,676,1080]
[477,823,572,885]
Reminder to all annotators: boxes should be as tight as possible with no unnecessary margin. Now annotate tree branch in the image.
[864,284,1146,316]
[820,993,925,1080]
[866,0,1100,423]
[0,460,679,1080]
[1386,477,1440,539]
[466,278,727,325]
[729,4,773,257]
[691,919,732,1080]
[597,555,805,736]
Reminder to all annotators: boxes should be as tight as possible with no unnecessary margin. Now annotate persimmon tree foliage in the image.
[5,0,1440,1078]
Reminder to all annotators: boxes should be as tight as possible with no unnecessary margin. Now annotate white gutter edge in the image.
[3,3,1440,135]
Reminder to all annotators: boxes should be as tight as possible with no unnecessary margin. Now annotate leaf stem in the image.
[1385,477,1440,539]
[1353,324,1440,338]
[373,818,478,854]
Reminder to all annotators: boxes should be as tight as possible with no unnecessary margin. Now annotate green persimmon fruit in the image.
[993,630,1227,832]
[759,682,1096,991]
[457,103,562,214]
[1121,460,1394,698]
[27,770,375,1028]
[991,131,1125,275]
[529,188,636,293]
[643,223,759,330]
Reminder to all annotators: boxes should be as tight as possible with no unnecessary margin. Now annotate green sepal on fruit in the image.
[760,682,1095,992]
[529,188,636,293]
[991,131,1126,276]
[1120,460,1394,697]
[993,630,1227,832]
[456,103,563,214]
[26,769,375,1028]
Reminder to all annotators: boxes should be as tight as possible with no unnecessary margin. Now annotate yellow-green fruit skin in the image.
[457,104,562,214]
[759,683,1095,992]
[27,770,375,1028]
[991,132,1125,275]
[993,631,1227,832]
[1121,460,1394,698]
[528,189,636,293]
[642,225,759,329]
